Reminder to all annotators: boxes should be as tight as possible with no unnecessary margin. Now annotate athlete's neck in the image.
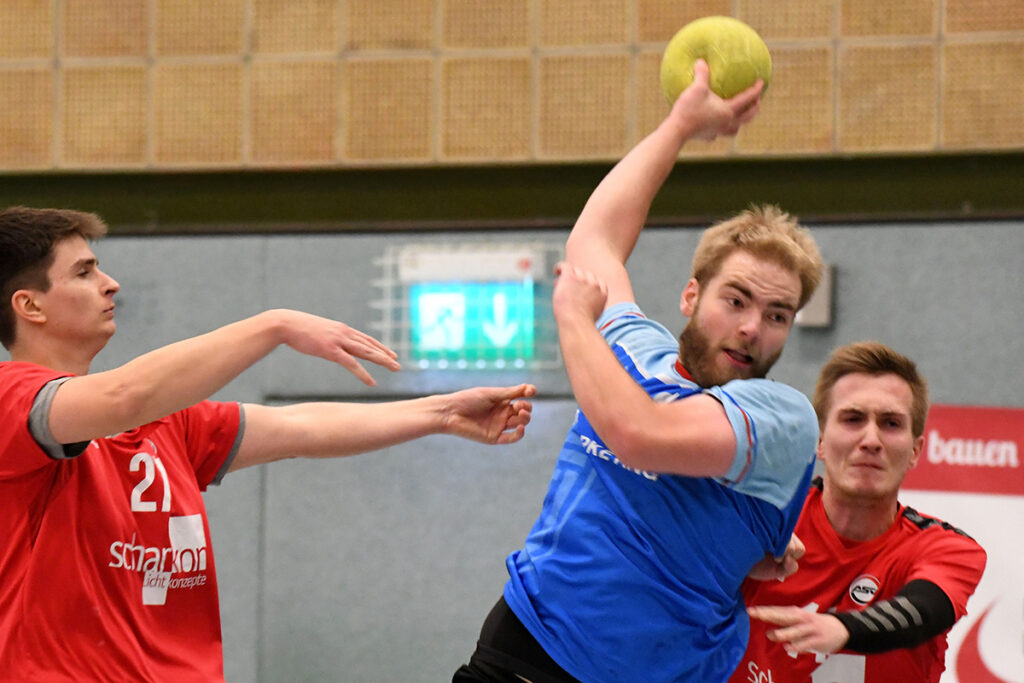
[820,483,899,542]
[9,335,95,376]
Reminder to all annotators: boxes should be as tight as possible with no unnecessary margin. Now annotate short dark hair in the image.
[0,206,108,348]
[812,341,930,437]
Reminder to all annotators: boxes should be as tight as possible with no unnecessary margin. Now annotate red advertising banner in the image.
[903,404,1024,495]
[898,404,1023,682]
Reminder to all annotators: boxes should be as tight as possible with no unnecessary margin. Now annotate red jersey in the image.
[731,481,986,683]
[0,361,242,682]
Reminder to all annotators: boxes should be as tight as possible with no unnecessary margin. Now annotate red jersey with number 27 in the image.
[0,361,242,682]
[730,482,986,683]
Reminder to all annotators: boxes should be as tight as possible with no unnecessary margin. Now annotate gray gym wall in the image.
[4,221,1021,681]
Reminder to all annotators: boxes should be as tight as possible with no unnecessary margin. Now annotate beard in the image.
[678,309,782,388]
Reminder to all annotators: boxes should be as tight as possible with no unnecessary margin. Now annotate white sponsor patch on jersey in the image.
[848,574,880,606]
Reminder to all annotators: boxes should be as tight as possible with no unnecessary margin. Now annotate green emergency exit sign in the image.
[410,281,534,367]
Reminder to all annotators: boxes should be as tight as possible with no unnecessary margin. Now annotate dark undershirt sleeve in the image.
[29,377,91,460]
[834,579,956,653]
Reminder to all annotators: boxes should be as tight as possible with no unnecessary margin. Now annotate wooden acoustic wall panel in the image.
[736,47,834,154]
[635,50,669,143]
[62,0,147,57]
[637,0,731,43]
[839,45,937,151]
[155,0,244,56]
[252,0,337,54]
[739,0,833,40]
[539,54,630,158]
[443,0,529,48]
[344,0,435,51]
[62,66,147,165]
[4,0,1024,172]
[0,68,53,168]
[946,0,1024,32]
[154,63,243,164]
[841,0,937,37]
[540,0,630,46]
[343,59,432,162]
[442,57,531,160]
[0,1,53,58]
[942,40,1024,149]
[251,61,337,163]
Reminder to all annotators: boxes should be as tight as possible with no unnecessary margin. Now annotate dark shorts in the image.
[452,597,580,683]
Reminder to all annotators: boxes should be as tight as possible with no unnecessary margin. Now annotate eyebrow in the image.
[837,407,909,420]
[723,280,797,311]
[70,257,98,271]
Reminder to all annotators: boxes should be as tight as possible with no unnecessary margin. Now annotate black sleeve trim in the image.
[901,505,977,540]
[834,579,956,654]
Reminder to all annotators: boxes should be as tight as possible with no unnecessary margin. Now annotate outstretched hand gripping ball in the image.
[660,16,772,103]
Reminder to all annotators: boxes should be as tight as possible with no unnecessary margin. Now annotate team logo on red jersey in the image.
[848,575,879,606]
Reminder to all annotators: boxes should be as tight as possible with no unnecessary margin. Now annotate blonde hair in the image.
[692,205,823,309]
[813,341,930,437]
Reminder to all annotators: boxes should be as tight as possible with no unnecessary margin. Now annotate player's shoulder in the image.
[718,377,815,419]
[723,376,807,397]
[0,361,70,400]
[900,504,979,543]
[0,360,58,379]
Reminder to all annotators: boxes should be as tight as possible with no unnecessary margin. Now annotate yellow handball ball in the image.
[660,16,772,104]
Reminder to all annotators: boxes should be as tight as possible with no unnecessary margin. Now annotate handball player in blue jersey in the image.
[454,60,825,683]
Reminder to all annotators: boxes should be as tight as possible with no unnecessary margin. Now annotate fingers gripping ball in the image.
[660,16,772,103]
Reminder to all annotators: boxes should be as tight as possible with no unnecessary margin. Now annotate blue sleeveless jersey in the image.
[503,303,817,682]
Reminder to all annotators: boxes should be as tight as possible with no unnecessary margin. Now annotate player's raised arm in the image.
[565,59,763,309]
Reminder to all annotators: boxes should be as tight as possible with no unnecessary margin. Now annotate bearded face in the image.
[679,302,782,387]
[676,251,798,388]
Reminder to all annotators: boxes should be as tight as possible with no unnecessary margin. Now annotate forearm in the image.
[567,58,762,272]
[51,311,289,443]
[234,397,448,469]
[834,580,956,654]
[556,312,670,467]
[566,115,697,267]
[233,382,534,470]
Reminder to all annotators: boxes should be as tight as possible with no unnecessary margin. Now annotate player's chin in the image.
[843,472,891,497]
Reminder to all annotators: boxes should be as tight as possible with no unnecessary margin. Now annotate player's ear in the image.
[908,434,924,470]
[680,279,700,316]
[11,289,45,324]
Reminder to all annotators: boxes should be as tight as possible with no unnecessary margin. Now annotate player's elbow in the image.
[602,415,734,477]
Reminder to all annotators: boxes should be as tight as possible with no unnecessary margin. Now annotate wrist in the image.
[662,111,700,146]
[554,305,600,329]
[421,394,452,436]
[256,309,294,347]
[826,614,851,650]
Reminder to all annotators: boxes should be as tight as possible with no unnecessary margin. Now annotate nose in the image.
[860,421,883,452]
[736,308,761,341]
[100,269,120,296]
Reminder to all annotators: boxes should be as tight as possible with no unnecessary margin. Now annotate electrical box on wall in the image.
[795,263,834,328]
